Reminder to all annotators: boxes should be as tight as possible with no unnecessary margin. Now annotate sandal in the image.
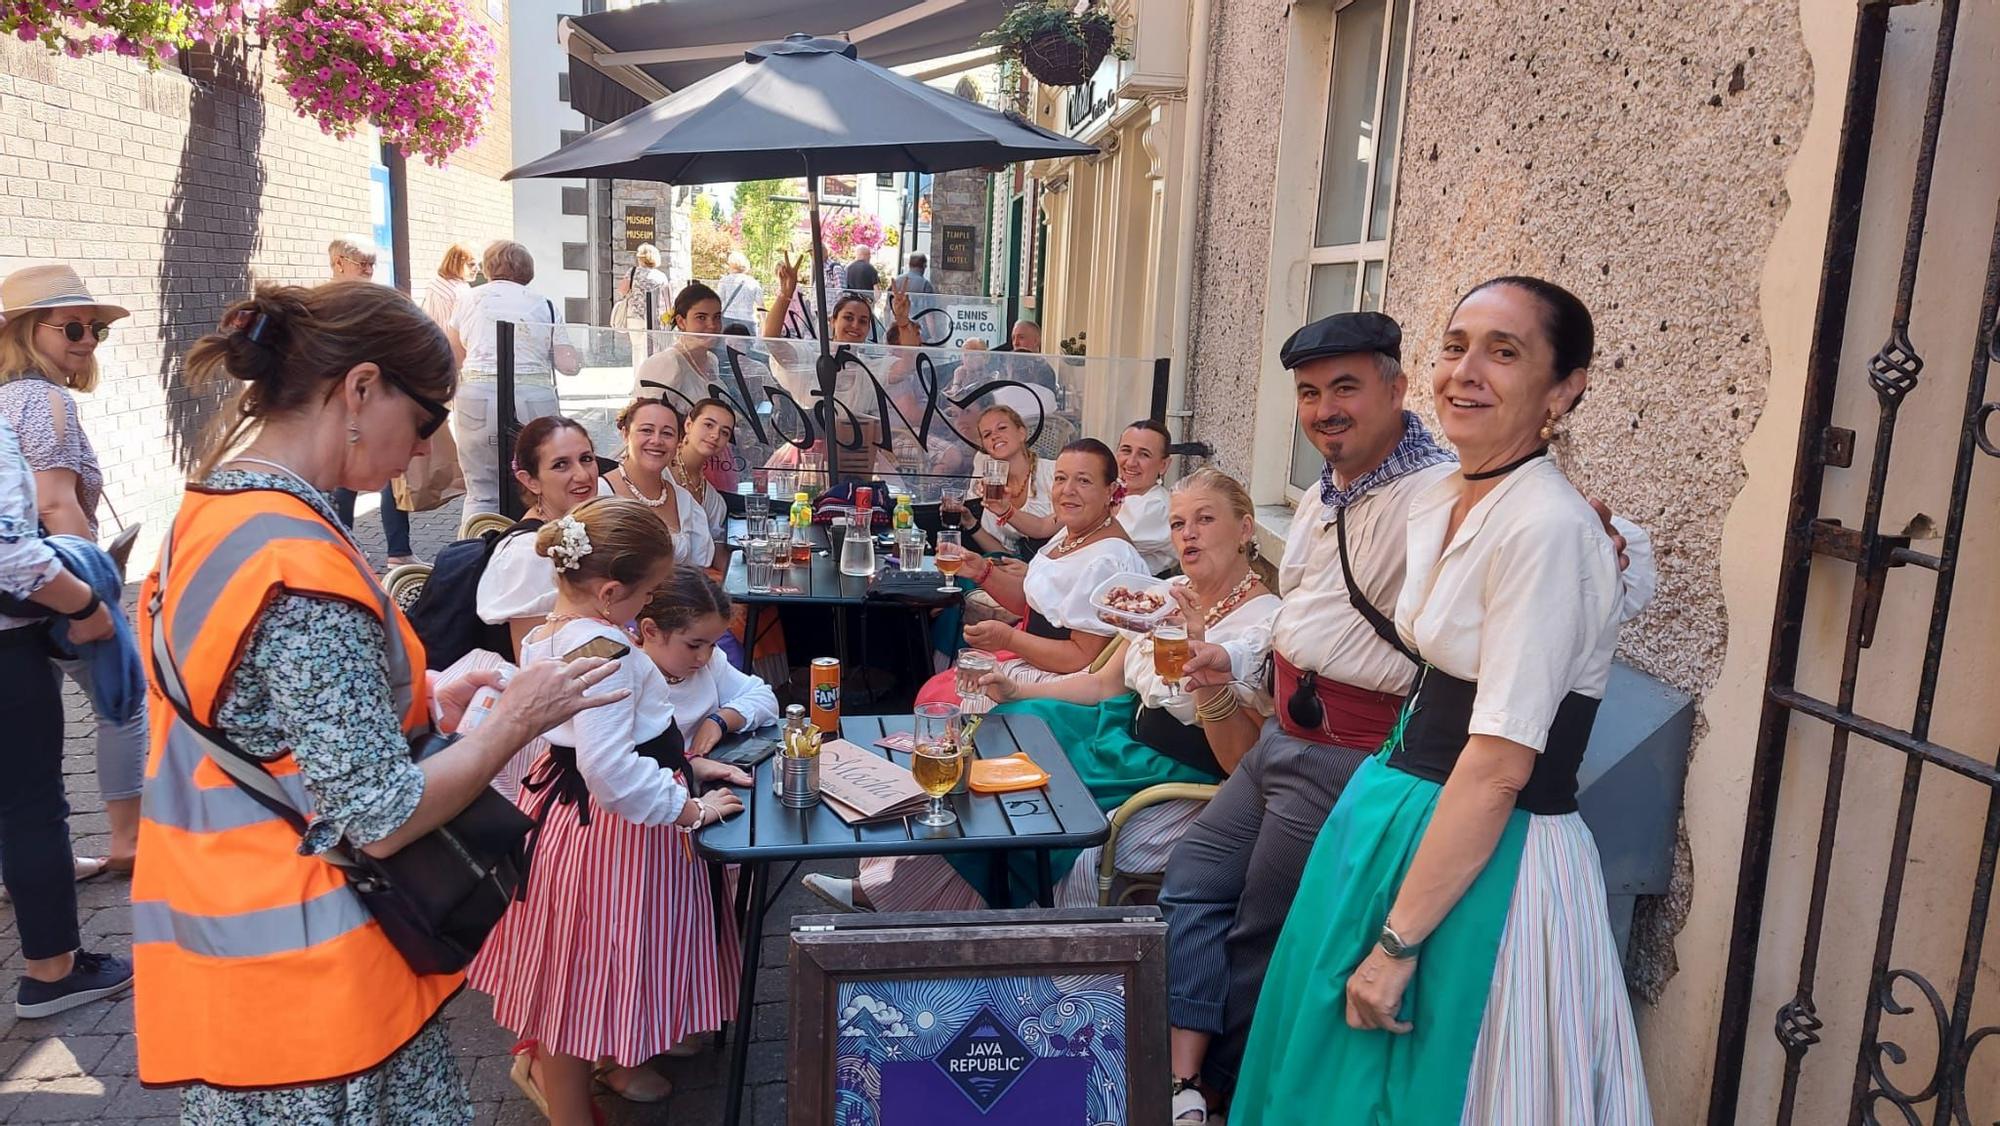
[593,1062,671,1104]
[1172,1075,1208,1124]
[73,856,110,883]
[509,1041,549,1116]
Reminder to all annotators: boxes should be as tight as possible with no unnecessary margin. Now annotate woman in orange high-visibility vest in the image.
[136,281,624,1122]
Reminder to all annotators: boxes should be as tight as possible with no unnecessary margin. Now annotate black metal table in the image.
[694,711,1110,1126]
[720,520,958,703]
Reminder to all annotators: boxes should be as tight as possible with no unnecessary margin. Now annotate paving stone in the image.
[103,1074,177,1119]
[5,1033,116,1080]
[9,1075,123,1121]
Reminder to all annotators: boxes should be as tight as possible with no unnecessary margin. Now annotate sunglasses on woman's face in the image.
[379,368,451,440]
[40,320,110,344]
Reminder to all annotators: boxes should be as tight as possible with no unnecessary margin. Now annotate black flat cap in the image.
[1279,311,1402,369]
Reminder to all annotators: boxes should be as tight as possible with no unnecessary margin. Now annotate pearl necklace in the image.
[1046,512,1121,559]
[621,471,672,509]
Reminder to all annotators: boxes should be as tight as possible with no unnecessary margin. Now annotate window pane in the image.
[1307,261,1360,319]
[1361,260,1385,311]
[1367,0,1410,242]
[1313,0,1387,248]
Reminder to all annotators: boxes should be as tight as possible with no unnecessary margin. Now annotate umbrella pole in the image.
[804,153,838,482]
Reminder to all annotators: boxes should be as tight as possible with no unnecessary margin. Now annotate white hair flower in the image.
[547,513,593,572]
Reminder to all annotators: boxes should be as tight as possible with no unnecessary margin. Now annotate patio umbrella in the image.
[506,33,1096,418]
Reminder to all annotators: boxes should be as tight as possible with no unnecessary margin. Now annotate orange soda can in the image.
[810,657,841,732]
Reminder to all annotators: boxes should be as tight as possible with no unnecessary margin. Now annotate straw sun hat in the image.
[0,264,131,324]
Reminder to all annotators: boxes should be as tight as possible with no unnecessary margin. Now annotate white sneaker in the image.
[803,874,868,913]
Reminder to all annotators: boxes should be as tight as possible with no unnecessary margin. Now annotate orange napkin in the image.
[969,752,1050,794]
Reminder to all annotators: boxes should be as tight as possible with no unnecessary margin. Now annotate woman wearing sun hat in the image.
[0,263,145,881]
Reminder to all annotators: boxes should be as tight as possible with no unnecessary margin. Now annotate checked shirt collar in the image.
[1318,411,1456,511]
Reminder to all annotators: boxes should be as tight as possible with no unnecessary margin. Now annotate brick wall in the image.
[0,23,512,562]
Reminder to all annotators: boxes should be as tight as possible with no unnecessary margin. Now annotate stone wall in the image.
[0,30,512,558]
[927,167,990,296]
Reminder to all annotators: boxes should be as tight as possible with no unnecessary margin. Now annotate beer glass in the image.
[912,701,963,828]
[982,460,1009,505]
[935,529,965,592]
[1152,622,1191,706]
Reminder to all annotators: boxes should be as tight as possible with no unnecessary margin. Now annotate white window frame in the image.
[1246,0,1414,507]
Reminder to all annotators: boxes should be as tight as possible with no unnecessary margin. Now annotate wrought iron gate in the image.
[1708,0,2000,1123]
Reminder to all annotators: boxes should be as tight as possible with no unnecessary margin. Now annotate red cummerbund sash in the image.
[1274,652,1404,751]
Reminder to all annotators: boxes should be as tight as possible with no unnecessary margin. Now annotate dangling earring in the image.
[1538,412,1559,442]
[347,422,361,445]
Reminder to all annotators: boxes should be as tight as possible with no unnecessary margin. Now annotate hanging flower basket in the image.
[262,0,497,165]
[1020,20,1112,87]
[981,0,1127,90]
[2,0,247,67]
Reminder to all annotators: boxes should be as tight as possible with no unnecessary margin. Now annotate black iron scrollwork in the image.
[1975,402,1999,458]
[1862,968,1949,1111]
[1951,1023,1998,1124]
[1867,326,1926,404]
[1776,994,1825,1054]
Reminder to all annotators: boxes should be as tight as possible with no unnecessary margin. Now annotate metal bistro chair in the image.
[383,562,433,613]
[1055,636,1223,906]
[459,510,515,540]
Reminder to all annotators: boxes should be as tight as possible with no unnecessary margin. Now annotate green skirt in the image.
[945,692,1221,907]
[1229,752,1529,1125]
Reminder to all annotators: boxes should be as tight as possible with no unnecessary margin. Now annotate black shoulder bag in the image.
[1334,505,1420,664]
[148,526,534,976]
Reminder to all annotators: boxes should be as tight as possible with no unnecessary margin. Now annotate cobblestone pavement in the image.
[0,494,839,1124]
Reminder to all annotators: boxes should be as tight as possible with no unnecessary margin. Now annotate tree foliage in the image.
[733,179,803,290]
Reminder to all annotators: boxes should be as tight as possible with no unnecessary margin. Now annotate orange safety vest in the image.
[133,486,462,1090]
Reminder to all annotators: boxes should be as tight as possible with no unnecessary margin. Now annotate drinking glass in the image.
[982,460,1009,505]
[828,512,850,561]
[934,529,964,592]
[897,528,925,571]
[912,701,963,828]
[746,537,775,593]
[768,470,794,503]
[955,649,997,713]
[1152,622,1191,706]
[940,490,966,531]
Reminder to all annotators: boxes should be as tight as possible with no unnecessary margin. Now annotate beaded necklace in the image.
[1045,512,1121,559]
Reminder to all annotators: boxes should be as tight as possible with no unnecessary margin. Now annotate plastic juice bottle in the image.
[789,491,814,566]
[892,494,914,532]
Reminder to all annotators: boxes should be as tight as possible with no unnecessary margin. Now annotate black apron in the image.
[1384,664,1599,815]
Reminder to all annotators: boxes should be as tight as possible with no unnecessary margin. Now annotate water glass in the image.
[768,470,795,502]
[897,527,926,571]
[746,537,775,593]
[955,649,996,714]
[828,513,851,561]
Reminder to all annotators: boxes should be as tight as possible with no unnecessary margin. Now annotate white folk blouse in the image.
[659,647,780,736]
[1122,590,1281,724]
[520,618,688,825]
[1394,456,1624,753]
[1115,483,1174,574]
[966,452,1055,556]
[1021,531,1152,635]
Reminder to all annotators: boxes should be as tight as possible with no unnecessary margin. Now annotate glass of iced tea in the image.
[940,490,966,529]
[913,702,963,828]
[934,529,965,592]
[1152,622,1191,706]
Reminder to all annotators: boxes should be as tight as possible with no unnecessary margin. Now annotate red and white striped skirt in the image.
[467,789,741,1066]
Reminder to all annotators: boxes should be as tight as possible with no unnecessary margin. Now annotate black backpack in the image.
[406,518,543,671]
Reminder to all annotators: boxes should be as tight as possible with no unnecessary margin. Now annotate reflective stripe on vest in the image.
[134,488,458,1090]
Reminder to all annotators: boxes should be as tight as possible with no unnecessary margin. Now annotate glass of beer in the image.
[935,529,965,592]
[1153,622,1191,706]
[912,701,963,828]
[982,460,1009,505]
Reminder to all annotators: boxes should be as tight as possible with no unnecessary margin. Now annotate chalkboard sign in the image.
[939,224,978,273]
[788,908,1168,1125]
[624,205,656,251]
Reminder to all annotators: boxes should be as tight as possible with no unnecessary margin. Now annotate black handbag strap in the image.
[1334,504,1419,665]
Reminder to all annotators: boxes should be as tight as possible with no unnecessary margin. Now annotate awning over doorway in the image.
[563,0,1007,123]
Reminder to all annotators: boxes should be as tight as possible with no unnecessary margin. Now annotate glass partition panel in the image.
[685,280,1009,348]
[498,320,1161,503]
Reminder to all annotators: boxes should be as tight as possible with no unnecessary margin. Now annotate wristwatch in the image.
[1378,922,1421,961]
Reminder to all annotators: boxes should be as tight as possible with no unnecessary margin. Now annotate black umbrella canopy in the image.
[505,34,1096,184]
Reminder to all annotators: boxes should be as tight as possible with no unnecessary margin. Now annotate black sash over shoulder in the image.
[521,722,688,845]
[1133,703,1223,778]
[1025,609,1072,642]
[1385,666,1599,816]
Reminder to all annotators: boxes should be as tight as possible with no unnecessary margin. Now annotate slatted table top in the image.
[693,712,1109,863]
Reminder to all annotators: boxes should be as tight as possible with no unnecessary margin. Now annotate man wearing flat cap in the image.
[1153,311,1656,1114]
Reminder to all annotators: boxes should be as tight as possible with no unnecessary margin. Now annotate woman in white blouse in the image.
[466,498,748,1117]
[954,439,1150,680]
[1233,277,1651,1124]
[813,469,1279,915]
[635,565,780,758]
[951,404,1056,558]
[1114,419,1176,574]
[601,399,716,573]
[672,399,736,550]
[631,283,724,408]
[476,416,610,656]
